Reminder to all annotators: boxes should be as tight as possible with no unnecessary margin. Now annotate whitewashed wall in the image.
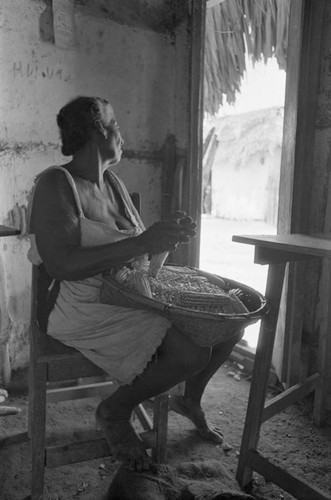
[0,0,191,378]
[208,107,283,223]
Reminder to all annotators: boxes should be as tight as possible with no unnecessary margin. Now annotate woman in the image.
[28,96,242,471]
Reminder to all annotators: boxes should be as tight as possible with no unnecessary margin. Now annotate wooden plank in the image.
[285,260,307,386]
[152,394,169,463]
[277,0,325,233]
[254,246,309,265]
[185,0,206,268]
[46,438,110,468]
[0,225,20,237]
[47,358,104,382]
[286,0,325,236]
[313,257,331,425]
[277,0,304,233]
[247,450,330,500]
[30,362,47,500]
[273,0,315,392]
[46,380,115,403]
[272,263,289,383]
[261,372,321,423]
[236,262,286,488]
[134,404,153,431]
[34,325,86,362]
[233,234,331,258]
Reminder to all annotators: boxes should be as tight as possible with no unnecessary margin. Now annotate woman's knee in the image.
[187,343,211,374]
[213,329,244,353]
[162,327,211,374]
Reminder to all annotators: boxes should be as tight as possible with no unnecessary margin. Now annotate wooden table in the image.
[232,234,331,500]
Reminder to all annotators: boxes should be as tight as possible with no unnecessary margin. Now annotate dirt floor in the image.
[1,360,331,500]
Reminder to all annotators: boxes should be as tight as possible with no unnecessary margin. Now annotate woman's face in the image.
[99,102,124,164]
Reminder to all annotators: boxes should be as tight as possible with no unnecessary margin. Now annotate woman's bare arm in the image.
[29,170,186,281]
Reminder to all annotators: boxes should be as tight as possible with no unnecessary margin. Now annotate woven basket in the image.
[101,265,268,347]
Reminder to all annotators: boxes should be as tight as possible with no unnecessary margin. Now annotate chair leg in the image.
[30,362,47,500]
[28,356,35,439]
[152,394,169,463]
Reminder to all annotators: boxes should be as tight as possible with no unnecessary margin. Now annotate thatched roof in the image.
[204,0,290,115]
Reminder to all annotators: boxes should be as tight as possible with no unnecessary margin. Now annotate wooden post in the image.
[276,0,326,388]
[186,0,206,268]
[313,257,331,425]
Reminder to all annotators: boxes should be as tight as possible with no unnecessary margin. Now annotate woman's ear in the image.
[95,119,107,138]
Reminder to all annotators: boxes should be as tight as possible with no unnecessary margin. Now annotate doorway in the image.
[200,3,288,349]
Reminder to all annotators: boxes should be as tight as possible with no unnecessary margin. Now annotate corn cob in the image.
[148,251,169,278]
[129,270,153,298]
[114,267,131,284]
[177,291,234,314]
[228,290,249,313]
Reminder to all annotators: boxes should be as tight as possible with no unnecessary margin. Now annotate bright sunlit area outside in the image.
[199,57,286,348]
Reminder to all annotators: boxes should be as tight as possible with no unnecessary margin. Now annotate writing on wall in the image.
[12,61,70,81]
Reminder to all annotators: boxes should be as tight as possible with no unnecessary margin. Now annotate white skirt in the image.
[47,274,171,386]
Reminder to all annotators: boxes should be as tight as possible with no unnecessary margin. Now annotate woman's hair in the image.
[56,96,109,156]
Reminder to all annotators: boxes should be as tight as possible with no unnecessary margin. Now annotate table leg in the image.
[236,262,286,488]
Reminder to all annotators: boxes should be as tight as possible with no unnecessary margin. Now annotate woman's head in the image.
[57,96,123,160]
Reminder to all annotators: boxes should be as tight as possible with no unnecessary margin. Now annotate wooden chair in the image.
[28,194,169,499]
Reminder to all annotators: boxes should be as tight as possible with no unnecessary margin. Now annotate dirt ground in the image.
[1,360,331,500]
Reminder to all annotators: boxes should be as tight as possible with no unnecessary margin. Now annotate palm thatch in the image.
[204,0,290,115]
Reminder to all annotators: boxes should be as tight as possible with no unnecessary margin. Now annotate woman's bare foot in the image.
[169,395,224,443]
[96,406,151,471]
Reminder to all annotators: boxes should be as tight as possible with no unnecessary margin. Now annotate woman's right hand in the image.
[140,218,196,254]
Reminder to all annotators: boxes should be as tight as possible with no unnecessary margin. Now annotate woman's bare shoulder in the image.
[31,166,78,220]
[33,167,77,204]
[35,167,71,190]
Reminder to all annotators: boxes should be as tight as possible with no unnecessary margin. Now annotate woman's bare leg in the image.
[169,331,244,443]
[96,327,211,470]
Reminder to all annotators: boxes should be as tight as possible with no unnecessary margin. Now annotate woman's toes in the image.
[170,395,224,444]
[197,425,224,443]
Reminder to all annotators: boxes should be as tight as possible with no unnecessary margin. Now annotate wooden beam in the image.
[46,380,115,403]
[276,0,326,388]
[186,0,206,267]
[254,247,308,265]
[247,450,330,500]
[46,438,109,468]
[313,257,331,425]
[134,404,153,431]
[47,358,105,381]
[261,372,320,423]
[152,394,169,463]
[0,225,20,237]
